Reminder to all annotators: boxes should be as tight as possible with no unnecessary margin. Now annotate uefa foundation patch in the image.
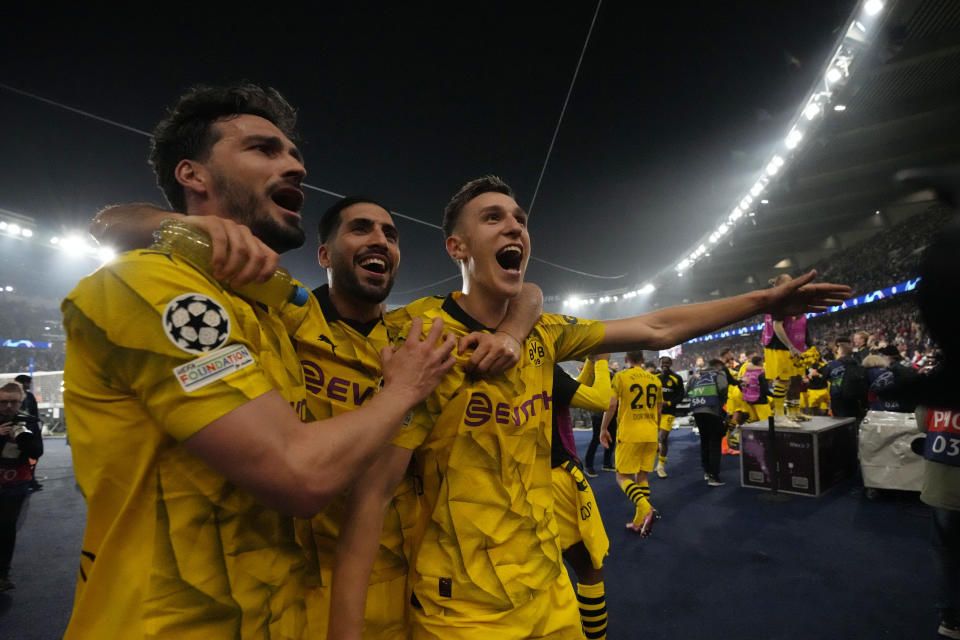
[163,293,231,353]
[173,343,255,392]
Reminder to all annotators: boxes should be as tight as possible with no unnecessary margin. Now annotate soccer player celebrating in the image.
[328,175,850,640]
[61,84,461,639]
[601,351,663,535]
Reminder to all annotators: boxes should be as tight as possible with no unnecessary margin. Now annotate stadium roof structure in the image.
[559,0,960,313]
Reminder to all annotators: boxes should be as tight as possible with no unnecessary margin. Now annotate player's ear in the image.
[318,243,331,269]
[175,159,209,200]
[445,234,467,261]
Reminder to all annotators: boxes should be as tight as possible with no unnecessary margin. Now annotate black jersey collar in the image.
[312,284,383,337]
[441,294,495,333]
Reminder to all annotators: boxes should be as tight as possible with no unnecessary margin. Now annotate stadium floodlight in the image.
[0,222,6,231]
[7,223,21,236]
[750,182,764,197]
[740,196,753,209]
[729,207,743,222]
[4,286,12,292]
[639,283,655,294]
[766,161,780,177]
[709,232,719,243]
[718,223,729,235]
[21,228,33,238]
[612,296,619,302]
[677,259,690,271]
[50,236,59,245]
[803,102,821,120]
[834,104,847,112]
[864,0,883,17]
[98,247,117,262]
[760,199,769,204]
[785,128,803,149]
[826,67,843,84]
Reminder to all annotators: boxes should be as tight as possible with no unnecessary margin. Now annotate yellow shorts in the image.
[764,348,803,380]
[615,441,658,474]
[552,463,609,570]
[410,572,582,640]
[726,385,750,414]
[744,402,773,423]
[806,387,830,410]
[306,572,409,640]
[659,414,676,432]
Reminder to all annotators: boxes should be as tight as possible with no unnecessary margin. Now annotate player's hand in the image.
[764,270,852,316]
[600,429,612,448]
[0,422,13,438]
[381,317,456,405]
[460,331,522,378]
[180,216,280,285]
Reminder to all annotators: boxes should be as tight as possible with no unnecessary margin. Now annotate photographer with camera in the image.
[0,381,42,593]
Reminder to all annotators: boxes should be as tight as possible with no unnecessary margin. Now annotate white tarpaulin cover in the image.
[859,410,924,491]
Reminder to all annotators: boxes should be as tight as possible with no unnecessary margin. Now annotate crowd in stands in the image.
[0,297,65,373]
[809,205,951,294]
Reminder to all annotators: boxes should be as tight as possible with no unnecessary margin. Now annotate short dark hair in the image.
[14,375,31,386]
[750,355,763,366]
[149,83,300,211]
[625,351,645,364]
[660,356,673,364]
[442,175,514,238]
[709,358,725,368]
[319,196,391,244]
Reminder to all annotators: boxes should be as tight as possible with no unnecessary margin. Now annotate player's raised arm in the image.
[597,270,851,352]
[90,202,279,285]
[185,317,455,517]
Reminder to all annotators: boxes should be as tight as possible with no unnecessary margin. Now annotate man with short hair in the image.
[13,375,42,490]
[687,359,730,486]
[656,355,685,478]
[329,175,850,639]
[825,337,868,420]
[62,83,459,639]
[601,351,663,535]
[0,381,42,592]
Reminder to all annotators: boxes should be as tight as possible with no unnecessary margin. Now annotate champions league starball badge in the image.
[162,293,231,354]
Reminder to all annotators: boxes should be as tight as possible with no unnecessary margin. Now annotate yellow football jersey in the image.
[61,249,311,639]
[280,285,417,586]
[389,294,605,616]
[612,366,662,443]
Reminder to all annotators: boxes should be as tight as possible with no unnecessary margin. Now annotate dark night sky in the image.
[0,1,855,305]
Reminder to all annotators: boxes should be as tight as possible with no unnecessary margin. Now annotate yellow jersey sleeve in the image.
[64,250,280,441]
[537,313,606,363]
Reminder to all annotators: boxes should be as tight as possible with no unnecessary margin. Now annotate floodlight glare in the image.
[761,199,769,204]
[640,284,655,294]
[803,102,821,120]
[834,104,847,112]
[785,129,803,149]
[826,67,843,84]
[864,0,883,17]
[22,228,33,238]
[613,296,619,302]
[98,247,117,262]
[4,286,12,292]
[750,182,764,197]
[0,221,7,230]
[50,237,59,245]
[730,208,743,222]
[8,224,21,235]
[718,223,729,234]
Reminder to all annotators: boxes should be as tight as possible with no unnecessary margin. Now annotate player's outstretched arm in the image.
[89,203,279,285]
[185,317,455,517]
[570,356,612,412]
[460,282,543,376]
[327,444,412,640]
[597,270,850,352]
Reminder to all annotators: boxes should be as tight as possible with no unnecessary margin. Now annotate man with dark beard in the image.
[62,83,462,639]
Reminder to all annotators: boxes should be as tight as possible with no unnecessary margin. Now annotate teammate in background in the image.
[688,359,730,485]
[762,274,809,417]
[601,351,663,535]
[739,356,773,423]
[804,359,831,416]
[719,348,743,453]
[552,357,613,640]
[655,355,685,478]
[61,83,460,640]
[327,175,850,640]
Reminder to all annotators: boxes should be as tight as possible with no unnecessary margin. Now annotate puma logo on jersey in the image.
[317,334,337,353]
